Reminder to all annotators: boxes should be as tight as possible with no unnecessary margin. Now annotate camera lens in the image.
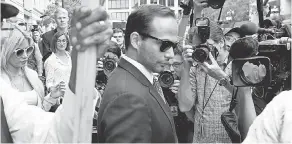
[158,71,174,88]
[192,45,210,63]
[103,58,116,72]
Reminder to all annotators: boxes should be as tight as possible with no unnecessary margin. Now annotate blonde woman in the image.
[1,25,64,111]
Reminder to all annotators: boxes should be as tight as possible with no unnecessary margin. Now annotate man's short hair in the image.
[113,28,124,34]
[229,37,259,59]
[125,4,176,49]
[107,40,122,58]
[54,8,68,18]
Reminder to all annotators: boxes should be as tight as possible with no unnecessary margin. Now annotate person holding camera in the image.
[179,20,234,142]
[159,46,194,143]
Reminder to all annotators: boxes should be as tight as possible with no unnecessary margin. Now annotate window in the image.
[151,0,157,4]
[108,0,129,9]
[168,0,174,6]
[159,0,166,6]
[140,0,147,5]
[132,0,139,8]
[110,12,130,21]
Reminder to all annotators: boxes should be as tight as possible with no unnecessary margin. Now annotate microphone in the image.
[240,22,276,35]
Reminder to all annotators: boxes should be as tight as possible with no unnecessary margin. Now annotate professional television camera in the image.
[240,21,292,103]
[256,37,291,103]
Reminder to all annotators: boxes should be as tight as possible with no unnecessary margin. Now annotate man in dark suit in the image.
[97,4,179,143]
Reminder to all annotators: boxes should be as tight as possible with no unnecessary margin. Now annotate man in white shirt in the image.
[243,90,292,143]
[1,5,113,143]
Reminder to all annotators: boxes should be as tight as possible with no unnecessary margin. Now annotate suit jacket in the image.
[97,58,178,143]
[41,29,57,61]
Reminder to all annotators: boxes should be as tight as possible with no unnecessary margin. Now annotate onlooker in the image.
[44,31,71,112]
[0,25,64,111]
[41,8,69,62]
[111,28,125,54]
[27,29,43,77]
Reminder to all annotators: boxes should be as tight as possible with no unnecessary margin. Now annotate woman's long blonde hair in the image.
[1,25,45,104]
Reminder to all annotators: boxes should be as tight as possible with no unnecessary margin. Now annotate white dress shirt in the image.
[0,78,99,143]
[122,55,154,84]
[243,90,292,143]
[122,55,166,103]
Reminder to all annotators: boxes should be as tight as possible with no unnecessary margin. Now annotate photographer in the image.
[179,20,234,142]
[160,46,194,143]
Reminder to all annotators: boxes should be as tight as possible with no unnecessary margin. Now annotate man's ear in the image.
[130,32,141,50]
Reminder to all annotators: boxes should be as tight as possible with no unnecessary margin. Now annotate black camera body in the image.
[191,17,218,63]
[103,57,116,72]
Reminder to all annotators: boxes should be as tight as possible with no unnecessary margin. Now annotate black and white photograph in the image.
[0,0,291,143]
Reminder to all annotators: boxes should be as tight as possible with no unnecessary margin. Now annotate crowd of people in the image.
[1,0,291,143]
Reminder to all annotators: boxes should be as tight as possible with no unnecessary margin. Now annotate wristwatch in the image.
[219,76,231,86]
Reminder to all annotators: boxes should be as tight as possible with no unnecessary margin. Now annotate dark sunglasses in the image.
[18,23,27,26]
[139,32,179,52]
[14,46,34,58]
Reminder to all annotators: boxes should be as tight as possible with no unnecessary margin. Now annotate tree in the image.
[43,0,81,19]
[202,0,250,23]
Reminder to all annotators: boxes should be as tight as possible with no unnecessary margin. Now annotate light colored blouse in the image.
[0,77,99,143]
[44,52,72,89]
[1,68,57,111]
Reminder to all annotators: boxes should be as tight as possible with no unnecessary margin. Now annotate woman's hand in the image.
[50,81,66,99]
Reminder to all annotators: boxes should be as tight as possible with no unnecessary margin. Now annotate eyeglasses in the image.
[225,35,237,43]
[172,62,183,68]
[57,39,67,44]
[14,46,34,58]
[138,32,179,52]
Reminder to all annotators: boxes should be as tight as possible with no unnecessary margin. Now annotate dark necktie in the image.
[153,77,166,104]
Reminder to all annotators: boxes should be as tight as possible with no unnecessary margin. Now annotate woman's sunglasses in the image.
[139,32,179,52]
[14,46,34,58]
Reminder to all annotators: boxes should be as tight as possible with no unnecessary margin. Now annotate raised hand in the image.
[199,52,227,80]
[50,81,66,99]
[170,80,180,94]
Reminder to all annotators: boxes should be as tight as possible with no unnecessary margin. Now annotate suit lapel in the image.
[118,58,177,139]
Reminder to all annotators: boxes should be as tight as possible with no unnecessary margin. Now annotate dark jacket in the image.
[41,29,57,61]
[97,58,178,143]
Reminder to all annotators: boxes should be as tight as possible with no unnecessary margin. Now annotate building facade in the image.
[103,0,182,22]
[2,0,53,25]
